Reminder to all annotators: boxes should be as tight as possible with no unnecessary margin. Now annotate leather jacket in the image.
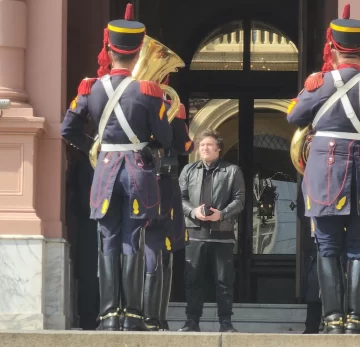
[179,159,245,232]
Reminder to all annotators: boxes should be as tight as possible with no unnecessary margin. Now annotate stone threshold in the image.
[1,331,360,347]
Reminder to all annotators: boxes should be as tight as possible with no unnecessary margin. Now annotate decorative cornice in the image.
[0,114,46,136]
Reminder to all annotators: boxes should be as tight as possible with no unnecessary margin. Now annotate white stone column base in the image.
[0,236,72,330]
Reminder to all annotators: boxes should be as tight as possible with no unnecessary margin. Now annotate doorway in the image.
[187,19,300,303]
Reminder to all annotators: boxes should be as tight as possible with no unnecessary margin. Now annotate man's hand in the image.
[194,204,207,221]
[206,208,221,222]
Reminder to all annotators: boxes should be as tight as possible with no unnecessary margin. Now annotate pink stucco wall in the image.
[0,0,68,238]
[0,0,110,240]
[26,0,68,238]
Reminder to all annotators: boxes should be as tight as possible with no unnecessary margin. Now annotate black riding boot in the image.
[119,259,124,331]
[96,253,121,331]
[317,255,345,334]
[144,251,163,331]
[122,228,149,331]
[159,253,173,331]
[345,259,360,334]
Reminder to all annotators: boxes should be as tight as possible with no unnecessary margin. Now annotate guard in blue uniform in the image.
[61,4,173,331]
[287,4,360,334]
[143,91,194,331]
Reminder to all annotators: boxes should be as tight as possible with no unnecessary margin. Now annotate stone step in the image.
[167,302,307,333]
[2,331,359,347]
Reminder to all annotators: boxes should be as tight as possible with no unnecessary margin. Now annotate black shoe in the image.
[145,317,161,331]
[96,313,120,331]
[302,329,319,334]
[345,314,360,334]
[324,314,345,334]
[178,319,200,332]
[219,320,238,333]
[123,313,150,331]
[119,314,124,331]
[159,320,169,331]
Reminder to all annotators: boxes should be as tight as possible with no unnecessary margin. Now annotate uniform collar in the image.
[110,68,132,77]
[337,63,360,71]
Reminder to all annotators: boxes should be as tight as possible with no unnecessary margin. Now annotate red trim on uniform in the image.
[327,140,336,202]
[97,28,112,78]
[337,63,360,71]
[322,24,360,73]
[78,78,97,95]
[109,42,142,55]
[175,103,186,119]
[110,69,132,77]
[304,72,324,92]
[332,39,360,54]
[124,154,160,208]
[304,140,354,206]
[139,80,163,98]
[90,153,118,208]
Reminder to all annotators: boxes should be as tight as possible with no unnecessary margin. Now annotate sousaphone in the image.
[89,35,185,169]
[290,124,313,175]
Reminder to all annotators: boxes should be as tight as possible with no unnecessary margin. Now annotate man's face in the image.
[199,136,220,162]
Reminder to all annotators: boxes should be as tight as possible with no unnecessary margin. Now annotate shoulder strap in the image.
[98,76,134,144]
[331,70,360,133]
[312,72,360,128]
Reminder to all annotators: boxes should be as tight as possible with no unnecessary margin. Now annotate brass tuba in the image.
[89,35,185,169]
[290,124,313,175]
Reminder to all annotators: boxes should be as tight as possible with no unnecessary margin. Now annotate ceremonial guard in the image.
[287,4,360,334]
[61,4,173,331]
[143,86,194,330]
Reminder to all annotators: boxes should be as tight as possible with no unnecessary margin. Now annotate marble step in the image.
[2,331,359,347]
[167,302,307,333]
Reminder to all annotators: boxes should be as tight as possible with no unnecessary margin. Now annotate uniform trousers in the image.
[313,198,360,259]
[98,165,148,256]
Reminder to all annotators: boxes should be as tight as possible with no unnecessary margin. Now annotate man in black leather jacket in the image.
[178,128,245,333]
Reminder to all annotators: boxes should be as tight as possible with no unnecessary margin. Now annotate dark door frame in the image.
[189,17,299,303]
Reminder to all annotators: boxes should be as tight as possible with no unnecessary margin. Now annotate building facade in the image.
[0,0,358,330]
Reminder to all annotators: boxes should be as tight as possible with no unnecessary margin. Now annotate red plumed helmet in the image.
[124,3,134,20]
[342,4,350,19]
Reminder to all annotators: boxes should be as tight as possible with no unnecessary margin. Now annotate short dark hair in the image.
[195,129,224,151]
[110,47,139,63]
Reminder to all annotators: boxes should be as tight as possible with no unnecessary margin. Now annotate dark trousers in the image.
[304,302,323,333]
[184,240,234,322]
